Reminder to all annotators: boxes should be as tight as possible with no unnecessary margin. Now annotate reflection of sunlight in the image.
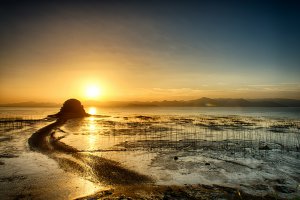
[88,107,97,115]
[88,134,97,151]
[89,124,96,131]
[89,134,97,143]
[87,114,98,150]
[87,115,97,132]
[72,177,104,199]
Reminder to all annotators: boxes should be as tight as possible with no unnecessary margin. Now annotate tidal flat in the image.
[0,107,300,199]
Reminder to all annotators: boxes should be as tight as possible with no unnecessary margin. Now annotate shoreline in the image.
[26,117,293,199]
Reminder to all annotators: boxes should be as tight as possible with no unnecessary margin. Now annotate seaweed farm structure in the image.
[73,115,300,155]
[1,114,299,155]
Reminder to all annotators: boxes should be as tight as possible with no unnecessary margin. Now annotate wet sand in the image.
[28,118,152,186]
[0,120,100,200]
[26,118,296,199]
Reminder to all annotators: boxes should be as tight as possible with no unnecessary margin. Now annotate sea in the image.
[0,106,300,199]
[1,106,300,119]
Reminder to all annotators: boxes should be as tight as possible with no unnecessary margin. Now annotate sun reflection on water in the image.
[89,124,96,131]
[88,134,97,143]
[87,115,98,150]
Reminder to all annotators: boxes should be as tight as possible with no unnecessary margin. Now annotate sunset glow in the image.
[85,86,101,99]
[88,107,97,115]
[0,1,299,104]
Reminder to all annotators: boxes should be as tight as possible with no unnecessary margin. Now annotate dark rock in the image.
[118,195,132,200]
[48,99,89,119]
[0,153,18,158]
[135,115,153,120]
[0,175,26,182]
[103,189,113,195]
[275,179,286,184]
[0,137,12,142]
[174,156,179,160]
[163,188,194,200]
[259,145,271,150]
[274,185,296,193]
[213,185,236,194]
[205,162,210,165]
[253,184,268,190]
[13,194,27,199]
[201,184,214,189]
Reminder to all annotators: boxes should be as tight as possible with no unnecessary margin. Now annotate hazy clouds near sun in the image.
[0,1,299,103]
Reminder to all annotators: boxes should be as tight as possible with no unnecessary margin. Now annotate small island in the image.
[48,99,90,119]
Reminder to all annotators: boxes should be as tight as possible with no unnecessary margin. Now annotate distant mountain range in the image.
[2,98,300,107]
[0,101,59,107]
[95,98,300,107]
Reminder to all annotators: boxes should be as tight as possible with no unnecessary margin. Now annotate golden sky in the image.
[0,1,299,103]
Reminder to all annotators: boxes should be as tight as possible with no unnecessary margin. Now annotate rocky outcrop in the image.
[48,99,89,119]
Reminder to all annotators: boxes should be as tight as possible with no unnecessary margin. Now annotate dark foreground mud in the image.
[75,184,284,200]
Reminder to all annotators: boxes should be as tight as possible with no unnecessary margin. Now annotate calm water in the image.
[1,106,300,119]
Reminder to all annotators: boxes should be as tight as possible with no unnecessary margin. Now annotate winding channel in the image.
[28,118,152,186]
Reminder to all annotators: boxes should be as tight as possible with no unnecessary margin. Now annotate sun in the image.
[88,107,97,115]
[85,85,101,99]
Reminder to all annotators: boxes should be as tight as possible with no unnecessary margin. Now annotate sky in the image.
[0,0,300,103]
